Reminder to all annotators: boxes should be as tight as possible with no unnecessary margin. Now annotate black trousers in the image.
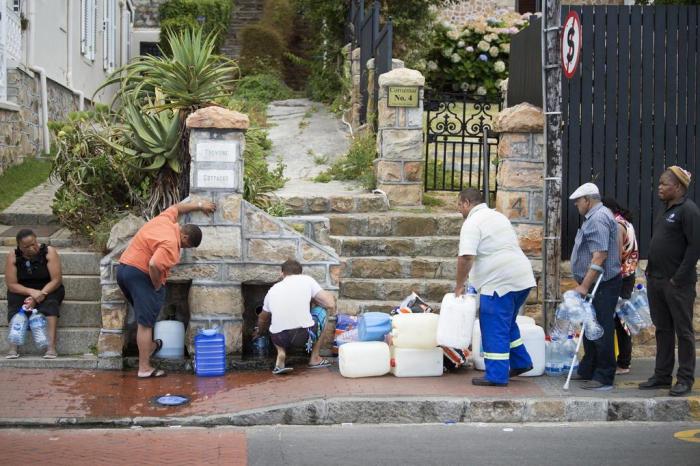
[578,275,622,385]
[614,274,636,369]
[647,277,697,386]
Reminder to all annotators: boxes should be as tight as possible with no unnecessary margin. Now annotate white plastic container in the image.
[390,346,443,377]
[391,313,439,349]
[471,319,545,376]
[516,315,536,327]
[154,320,186,359]
[436,293,476,349]
[339,341,390,378]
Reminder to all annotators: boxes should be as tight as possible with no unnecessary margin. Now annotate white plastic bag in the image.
[436,293,476,349]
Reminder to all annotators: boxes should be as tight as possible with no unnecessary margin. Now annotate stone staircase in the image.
[220,0,265,58]
[328,211,464,315]
[0,233,102,369]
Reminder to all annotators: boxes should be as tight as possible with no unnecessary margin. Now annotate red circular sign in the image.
[561,11,582,79]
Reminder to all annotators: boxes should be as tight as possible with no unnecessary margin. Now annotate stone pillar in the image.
[184,106,249,355]
[375,68,425,206]
[350,47,362,130]
[493,103,545,321]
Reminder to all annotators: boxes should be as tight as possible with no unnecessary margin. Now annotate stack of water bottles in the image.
[615,284,653,335]
[7,301,49,350]
[545,333,579,376]
[553,290,604,341]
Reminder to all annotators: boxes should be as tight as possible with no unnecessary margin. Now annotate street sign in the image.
[561,11,582,79]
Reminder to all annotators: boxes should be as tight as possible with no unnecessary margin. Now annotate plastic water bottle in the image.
[546,337,564,376]
[8,306,29,346]
[562,334,579,373]
[544,336,554,375]
[28,309,49,350]
[630,284,653,328]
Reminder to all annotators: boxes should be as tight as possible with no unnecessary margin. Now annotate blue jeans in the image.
[578,275,622,385]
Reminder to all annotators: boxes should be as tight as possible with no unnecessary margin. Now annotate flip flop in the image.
[137,369,167,378]
[43,350,57,359]
[272,366,293,375]
[307,358,331,369]
[150,339,163,359]
[5,352,19,359]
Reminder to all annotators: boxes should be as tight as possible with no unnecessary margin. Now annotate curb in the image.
[1,396,698,428]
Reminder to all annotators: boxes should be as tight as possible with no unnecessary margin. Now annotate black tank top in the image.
[14,244,52,289]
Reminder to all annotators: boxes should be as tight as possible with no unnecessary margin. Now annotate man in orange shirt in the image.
[117,199,216,378]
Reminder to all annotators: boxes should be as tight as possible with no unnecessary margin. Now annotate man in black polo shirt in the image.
[640,166,700,397]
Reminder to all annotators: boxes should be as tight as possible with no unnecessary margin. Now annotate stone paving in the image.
[0,178,60,225]
[0,358,697,426]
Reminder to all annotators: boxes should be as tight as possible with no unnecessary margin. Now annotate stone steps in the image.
[0,327,100,355]
[330,235,459,257]
[0,275,101,302]
[342,256,457,279]
[339,277,453,302]
[0,300,101,326]
[220,0,265,58]
[0,354,102,369]
[328,212,463,237]
[0,248,101,275]
[0,228,78,248]
[267,193,390,215]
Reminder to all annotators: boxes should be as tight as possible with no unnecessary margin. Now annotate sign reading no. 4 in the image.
[388,86,419,107]
[561,11,582,79]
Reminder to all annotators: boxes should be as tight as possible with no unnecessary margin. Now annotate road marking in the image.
[674,429,700,443]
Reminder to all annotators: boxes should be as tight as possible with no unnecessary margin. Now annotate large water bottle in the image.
[562,334,579,373]
[631,284,653,328]
[544,336,555,376]
[581,301,604,340]
[7,306,29,346]
[28,309,49,350]
[546,337,564,376]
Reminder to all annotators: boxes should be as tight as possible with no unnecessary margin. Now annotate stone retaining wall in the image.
[132,0,168,28]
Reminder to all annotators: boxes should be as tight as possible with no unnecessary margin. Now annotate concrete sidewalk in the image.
[0,358,698,427]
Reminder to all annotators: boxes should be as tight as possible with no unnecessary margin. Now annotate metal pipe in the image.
[66,0,73,87]
[26,0,35,64]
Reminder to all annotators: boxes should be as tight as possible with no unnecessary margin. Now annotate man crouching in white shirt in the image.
[253,259,336,375]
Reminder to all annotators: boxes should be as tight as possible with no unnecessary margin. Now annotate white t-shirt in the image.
[263,274,323,333]
[458,203,536,296]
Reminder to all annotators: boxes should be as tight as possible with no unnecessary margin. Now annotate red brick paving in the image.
[0,427,247,466]
[0,367,544,420]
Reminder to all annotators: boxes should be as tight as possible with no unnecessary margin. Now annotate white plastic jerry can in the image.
[390,313,439,349]
[339,341,391,378]
[390,346,443,377]
[471,319,546,377]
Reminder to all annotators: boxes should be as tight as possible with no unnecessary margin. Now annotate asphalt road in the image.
[247,422,700,466]
[1,422,699,465]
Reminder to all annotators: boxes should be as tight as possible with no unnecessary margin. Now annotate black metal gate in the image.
[424,90,501,202]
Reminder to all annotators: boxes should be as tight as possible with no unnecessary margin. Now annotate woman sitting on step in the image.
[5,228,64,359]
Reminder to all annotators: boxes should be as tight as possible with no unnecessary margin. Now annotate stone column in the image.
[493,103,545,321]
[350,47,362,130]
[184,106,249,355]
[375,68,425,206]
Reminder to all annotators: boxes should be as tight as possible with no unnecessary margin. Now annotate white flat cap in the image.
[569,182,600,200]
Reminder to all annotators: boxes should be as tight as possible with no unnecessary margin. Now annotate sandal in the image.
[5,351,19,359]
[137,369,167,378]
[43,350,58,359]
[272,366,293,375]
[150,339,163,359]
[307,358,331,369]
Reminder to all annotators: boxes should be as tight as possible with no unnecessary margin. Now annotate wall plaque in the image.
[196,141,240,163]
[196,169,236,189]
[387,86,419,108]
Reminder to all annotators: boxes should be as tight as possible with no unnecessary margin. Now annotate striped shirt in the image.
[458,203,536,297]
[571,202,621,283]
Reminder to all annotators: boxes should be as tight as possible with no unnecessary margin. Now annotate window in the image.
[139,42,162,58]
[12,0,19,13]
[81,0,96,61]
[103,0,117,72]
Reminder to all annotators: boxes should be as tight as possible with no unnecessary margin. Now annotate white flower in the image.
[476,86,487,96]
[447,29,460,41]
[466,46,474,52]
[427,60,438,71]
[494,60,506,72]
[457,40,465,48]
[442,20,452,29]
[463,29,472,37]
[451,53,461,63]
[478,40,490,52]
[500,43,510,53]
[489,46,500,57]
[460,82,469,91]
[443,47,453,58]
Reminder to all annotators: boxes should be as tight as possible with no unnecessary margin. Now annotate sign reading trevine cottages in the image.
[388,86,419,107]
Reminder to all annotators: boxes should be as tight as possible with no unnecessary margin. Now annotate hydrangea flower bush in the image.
[423,11,532,97]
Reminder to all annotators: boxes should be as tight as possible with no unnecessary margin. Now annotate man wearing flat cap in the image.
[640,166,700,397]
[568,182,622,390]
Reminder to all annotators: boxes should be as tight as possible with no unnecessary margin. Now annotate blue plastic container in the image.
[194,328,226,377]
[358,312,392,341]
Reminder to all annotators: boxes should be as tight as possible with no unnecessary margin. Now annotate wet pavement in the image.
[0,358,697,424]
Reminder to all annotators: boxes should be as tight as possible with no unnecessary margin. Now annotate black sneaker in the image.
[638,377,672,390]
[669,382,692,397]
[509,366,533,378]
[471,377,508,387]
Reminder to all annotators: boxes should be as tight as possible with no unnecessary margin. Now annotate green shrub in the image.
[260,0,295,43]
[239,24,285,76]
[159,0,231,53]
[233,74,294,104]
[317,133,376,190]
[242,128,287,208]
[0,158,52,211]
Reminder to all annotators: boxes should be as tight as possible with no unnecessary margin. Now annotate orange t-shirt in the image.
[119,206,181,285]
